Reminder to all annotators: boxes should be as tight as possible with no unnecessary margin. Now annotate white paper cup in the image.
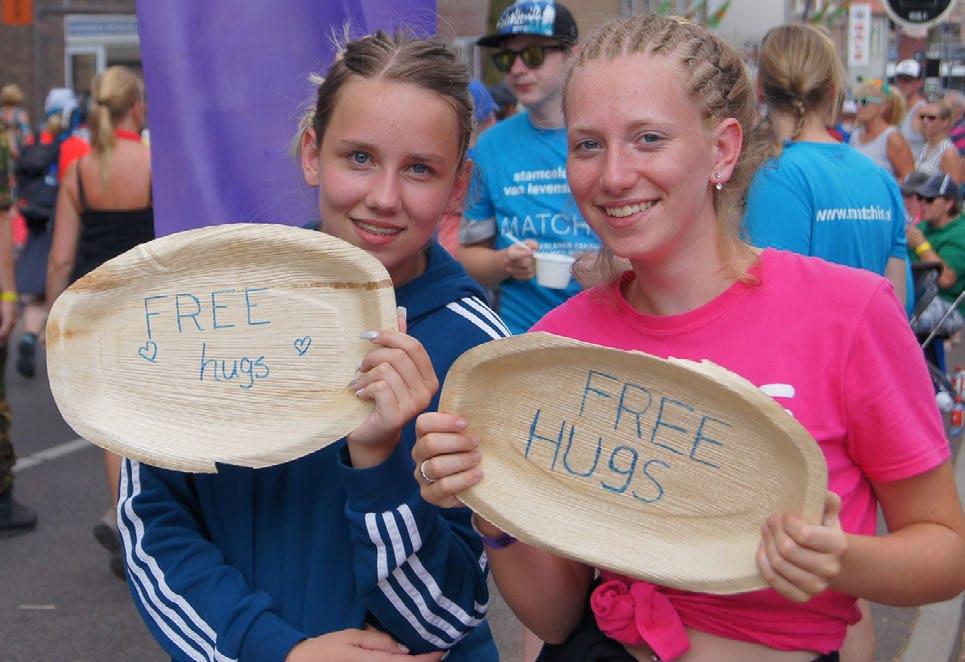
[534,252,576,289]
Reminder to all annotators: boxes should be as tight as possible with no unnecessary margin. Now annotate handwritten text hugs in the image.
[521,369,727,508]
[140,286,276,390]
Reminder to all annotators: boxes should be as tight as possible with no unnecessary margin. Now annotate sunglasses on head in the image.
[919,113,940,121]
[857,96,884,106]
[492,43,565,73]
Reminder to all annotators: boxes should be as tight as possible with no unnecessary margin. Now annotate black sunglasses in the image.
[492,44,565,73]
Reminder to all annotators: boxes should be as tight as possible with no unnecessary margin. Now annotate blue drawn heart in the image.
[293,336,312,356]
[138,340,158,363]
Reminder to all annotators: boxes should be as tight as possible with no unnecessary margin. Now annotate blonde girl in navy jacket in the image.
[118,31,507,662]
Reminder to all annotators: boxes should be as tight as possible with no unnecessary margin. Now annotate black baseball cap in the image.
[477,1,578,48]
[900,170,930,196]
[915,174,962,208]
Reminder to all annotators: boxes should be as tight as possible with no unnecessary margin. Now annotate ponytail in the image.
[758,24,845,156]
[87,66,144,186]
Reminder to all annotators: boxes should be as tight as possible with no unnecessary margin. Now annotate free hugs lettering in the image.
[139,286,311,390]
[521,369,727,506]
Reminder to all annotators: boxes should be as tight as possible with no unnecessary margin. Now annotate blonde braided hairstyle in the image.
[757,24,845,152]
[562,14,768,279]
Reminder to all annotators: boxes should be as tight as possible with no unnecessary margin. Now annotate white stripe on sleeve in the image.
[119,461,235,662]
[446,302,502,340]
[382,511,408,564]
[397,504,422,552]
[407,556,486,627]
[127,561,207,662]
[365,513,389,582]
[464,297,511,336]
[127,463,237,661]
[397,505,487,627]
[366,511,455,647]
[375,581,453,649]
[390,566,462,640]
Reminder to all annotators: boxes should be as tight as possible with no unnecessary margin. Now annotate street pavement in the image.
[0,337,961,661]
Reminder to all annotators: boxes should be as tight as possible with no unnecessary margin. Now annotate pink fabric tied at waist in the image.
[591,578,690,661]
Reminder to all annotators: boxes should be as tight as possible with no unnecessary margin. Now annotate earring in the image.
[714,172,724,191]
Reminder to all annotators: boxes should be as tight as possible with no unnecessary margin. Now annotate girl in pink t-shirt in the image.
[411,14,965,662]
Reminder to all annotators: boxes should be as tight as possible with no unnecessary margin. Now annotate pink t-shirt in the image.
[532,248,950,655]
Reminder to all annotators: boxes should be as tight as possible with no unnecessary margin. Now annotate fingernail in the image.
[471,451,481,461]
[471,435,480,447]
[397,306,407,320]
[397,644,410,653]
[360,331,379,340]
[347,379,358,389]
[454,417,467,429]
[355,388,365,398]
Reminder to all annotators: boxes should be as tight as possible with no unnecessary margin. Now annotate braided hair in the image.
[563,14,768,277]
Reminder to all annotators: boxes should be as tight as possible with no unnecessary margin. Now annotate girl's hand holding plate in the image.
[347,307,439,468]
[756,491,847,603]
[411,412,483,509]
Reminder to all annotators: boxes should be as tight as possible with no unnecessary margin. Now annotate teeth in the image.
[356,221,401,235]
[605,201,656,218]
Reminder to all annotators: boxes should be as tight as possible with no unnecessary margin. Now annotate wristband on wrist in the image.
[0,291,17,303]
[471,513,517,550]
[915,241,934,257]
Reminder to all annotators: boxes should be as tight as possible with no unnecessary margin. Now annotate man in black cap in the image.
[907,174,965,315]
[459,1,600,335]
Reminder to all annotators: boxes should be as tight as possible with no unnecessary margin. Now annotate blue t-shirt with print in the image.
[462,112,600,334]
[744,141,908,282]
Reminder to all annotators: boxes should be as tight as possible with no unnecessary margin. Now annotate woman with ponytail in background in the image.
[46,65,155,579]
[745,25,920,660]
[849,80,915,181]
[745,25,908,312]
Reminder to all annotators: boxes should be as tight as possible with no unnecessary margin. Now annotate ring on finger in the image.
[419,459,436,484]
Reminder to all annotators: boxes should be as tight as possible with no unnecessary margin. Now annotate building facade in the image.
[2,0,960,130]
[1,0,139,128]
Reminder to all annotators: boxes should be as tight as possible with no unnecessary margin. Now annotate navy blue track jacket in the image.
[119,241,509,661]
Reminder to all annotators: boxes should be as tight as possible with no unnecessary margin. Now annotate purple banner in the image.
[135,0,436,236]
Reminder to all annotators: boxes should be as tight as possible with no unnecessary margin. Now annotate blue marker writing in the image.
[143,295,168,340]
[210,289,236,330]
[245,287,270,326]
[175,293,203,333]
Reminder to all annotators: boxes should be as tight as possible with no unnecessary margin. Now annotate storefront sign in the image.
[848,3,872,68]
[65,15,138,39]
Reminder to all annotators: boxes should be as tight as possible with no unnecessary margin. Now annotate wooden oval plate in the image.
[46,223,397,473]
[439,332,827,594]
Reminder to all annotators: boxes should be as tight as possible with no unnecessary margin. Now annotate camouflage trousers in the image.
[0,345,13,495]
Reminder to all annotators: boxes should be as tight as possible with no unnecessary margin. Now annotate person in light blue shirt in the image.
[745,141,908,281]
[745,24,907,311]
[459,1,600,334]
[746,24,914,662]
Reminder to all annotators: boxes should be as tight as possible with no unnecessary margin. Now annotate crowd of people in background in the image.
[1,1,964,661]
[0,68,156,579]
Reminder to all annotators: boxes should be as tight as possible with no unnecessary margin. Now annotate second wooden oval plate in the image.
[439,332,827,594]
[46,223,397,473]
